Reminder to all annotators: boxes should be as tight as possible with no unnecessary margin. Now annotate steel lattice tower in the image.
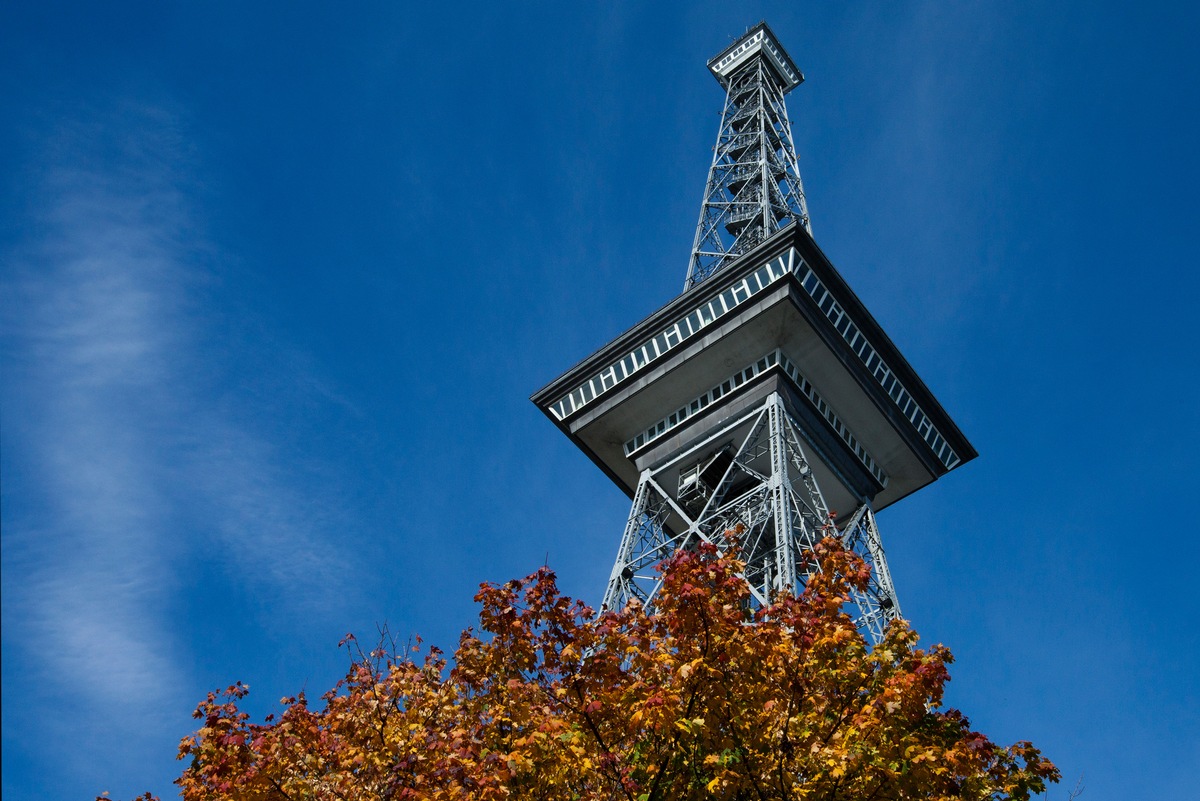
[686,25,811,291]
[533,23,976,644]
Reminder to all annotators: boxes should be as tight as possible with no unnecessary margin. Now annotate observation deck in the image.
[532,224,976,520]
[708,22,804,93]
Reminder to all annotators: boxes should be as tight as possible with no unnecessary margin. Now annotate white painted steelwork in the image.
[602,392,902,643]
[603,26,907,642]
[686,22,811,290]
[536,23,977,648]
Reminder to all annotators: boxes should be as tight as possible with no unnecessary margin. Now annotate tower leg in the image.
[838,503,902,642]
[602,471,690,611]
[766,393,799,596]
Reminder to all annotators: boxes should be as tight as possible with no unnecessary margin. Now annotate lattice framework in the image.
[686,53,811,290]
[604,392,901,643]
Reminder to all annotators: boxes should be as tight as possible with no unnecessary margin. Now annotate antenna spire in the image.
[685,22,811,291]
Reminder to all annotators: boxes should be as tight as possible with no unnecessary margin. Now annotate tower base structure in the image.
[606,390,900,643]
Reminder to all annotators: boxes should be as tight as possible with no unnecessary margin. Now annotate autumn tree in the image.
[167,538,1057,800]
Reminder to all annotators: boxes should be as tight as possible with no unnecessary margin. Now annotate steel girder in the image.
[601,392,901,644]
[685,58,811,291]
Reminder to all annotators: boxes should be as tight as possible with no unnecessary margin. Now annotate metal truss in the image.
[837,504,902,644]
[685,56,811,291]
[603,392,902,644]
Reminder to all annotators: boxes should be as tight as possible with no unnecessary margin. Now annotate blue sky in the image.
[2,2,1197,798]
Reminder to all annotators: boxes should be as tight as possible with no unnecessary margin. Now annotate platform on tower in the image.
[708,22,804,92]
[531,223,976,521]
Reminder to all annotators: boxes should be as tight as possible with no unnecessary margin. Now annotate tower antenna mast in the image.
[686,23,811,291]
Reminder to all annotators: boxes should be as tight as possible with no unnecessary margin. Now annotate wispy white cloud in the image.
[1,99,351,736]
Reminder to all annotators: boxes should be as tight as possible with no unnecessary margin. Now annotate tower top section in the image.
[708,22,804,93]
[687,22,810,289]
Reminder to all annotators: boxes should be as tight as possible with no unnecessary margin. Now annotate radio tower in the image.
[533,22,976,643]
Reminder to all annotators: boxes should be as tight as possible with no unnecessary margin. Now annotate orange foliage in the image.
[161,539,1057,800]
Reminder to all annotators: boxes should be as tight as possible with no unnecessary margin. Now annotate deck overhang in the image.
[532,223,976,518]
